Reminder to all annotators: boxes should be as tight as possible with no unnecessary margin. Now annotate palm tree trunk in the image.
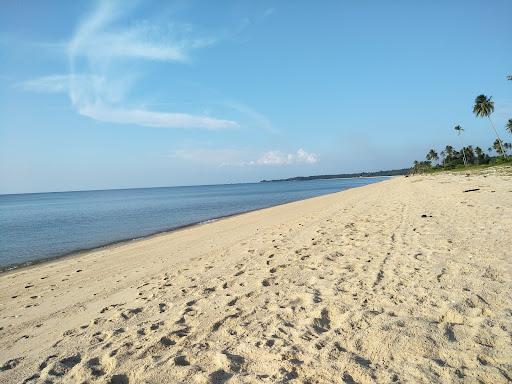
[488,116,508,159]
[458,135,467,166]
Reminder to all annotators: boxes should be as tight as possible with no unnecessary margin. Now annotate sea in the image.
[0,177,387,270]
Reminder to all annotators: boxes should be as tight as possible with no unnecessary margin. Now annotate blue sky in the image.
[1,0,511,194]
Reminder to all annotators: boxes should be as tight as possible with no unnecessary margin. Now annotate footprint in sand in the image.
[109,374,129,384]
[262,277,277,287]
[87,357,106,377]
[120,307,143,320]
[150,321,164,331]
[47,353,82,377]
[209,369,232,383]
[174,355,190,366]
[227,298,238,307]
[1,356,24,371]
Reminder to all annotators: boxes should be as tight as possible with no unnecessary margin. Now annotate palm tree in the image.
[506,119,512,134]
[474,146,484,165]
[454,125,467,166]
[426,149,439,165]
[493,139,505,156]
[508,75,512,81]
[443,145,454,157]
[441,145,454,165]
[473,94,507,159]
[464,145,475,164]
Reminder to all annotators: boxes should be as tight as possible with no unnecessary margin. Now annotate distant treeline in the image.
[411,139,511,174]
[412,82,512,173]
[260,168,408,182]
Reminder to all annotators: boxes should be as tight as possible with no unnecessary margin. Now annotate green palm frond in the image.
[506,119,512,134]
[473,94,494,117]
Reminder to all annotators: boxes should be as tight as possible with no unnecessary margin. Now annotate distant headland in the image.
[260,168,409,182]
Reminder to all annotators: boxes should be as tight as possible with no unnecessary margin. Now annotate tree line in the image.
[412,76,512,173]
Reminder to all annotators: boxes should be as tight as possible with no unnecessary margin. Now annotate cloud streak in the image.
[19,1,238,130]
[17,74,102,93]
[79,103,237,130]
[69,2,214,63]
[171,148,318,167]
[16,74,71,93]
[241,149,318,166]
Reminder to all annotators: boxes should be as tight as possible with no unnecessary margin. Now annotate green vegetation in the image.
[411,77,512,174]
[412,141,512,174]
[261,168,409,182]
[414,160,512,175]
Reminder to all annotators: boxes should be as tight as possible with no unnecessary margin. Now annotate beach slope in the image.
[1,171,511,383]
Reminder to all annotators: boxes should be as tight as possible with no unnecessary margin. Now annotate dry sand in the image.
[1,171,511,383]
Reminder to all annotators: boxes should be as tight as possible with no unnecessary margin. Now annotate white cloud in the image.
[169,148,318,167]
[16,74,102,93]
[79,103,237,130]
[69,2,214,63]
[18,1,237,130]
[16,74,70,93]
[247,148,318,166]
[219,148,318,167]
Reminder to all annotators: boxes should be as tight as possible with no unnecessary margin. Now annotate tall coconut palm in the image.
[493,139,505,156]
[454,125,467,166]
[474,146,484,164]
[426,149,439,165]
[473,94,507,159]
[506,119,512,135]
[441,145,454,165]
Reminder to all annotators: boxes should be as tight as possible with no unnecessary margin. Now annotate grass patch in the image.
[419,161,512,176]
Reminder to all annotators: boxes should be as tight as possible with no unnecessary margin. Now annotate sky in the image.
[1,0,511,194]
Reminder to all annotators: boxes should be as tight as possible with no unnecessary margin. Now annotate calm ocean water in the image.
[0,177,386,270]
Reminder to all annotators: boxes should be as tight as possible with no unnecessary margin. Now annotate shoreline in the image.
[0,175,392,197]
[1,172,510,384]
[0,179,389,274]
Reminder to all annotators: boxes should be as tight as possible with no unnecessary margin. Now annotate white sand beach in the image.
[1,171,511,383]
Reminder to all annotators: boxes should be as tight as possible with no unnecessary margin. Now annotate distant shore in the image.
[0,177,387,273]
[1,172,511,383]
[260,168,407,182]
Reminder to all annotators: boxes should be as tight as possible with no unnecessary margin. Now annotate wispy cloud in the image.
[239,149,318,166]
[171,148,318,167]
[16,74,70,93]
[18,1,238,130]
[223,100,276,133]
[80,103,237,130]
[16,74,102,93]
[69,2,214,63]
